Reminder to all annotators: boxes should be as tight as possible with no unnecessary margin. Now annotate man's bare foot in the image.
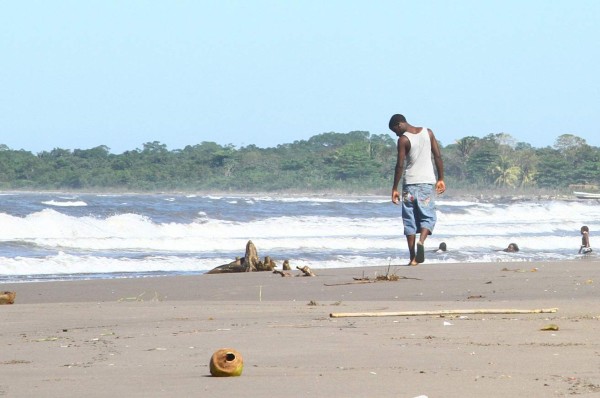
[408,261,418,266]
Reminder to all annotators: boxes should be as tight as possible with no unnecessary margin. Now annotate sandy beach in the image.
[2,260,600,397]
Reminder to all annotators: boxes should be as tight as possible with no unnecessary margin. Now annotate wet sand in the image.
[2,260,600,397]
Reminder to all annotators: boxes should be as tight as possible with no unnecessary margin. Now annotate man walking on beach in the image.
[389,114,445,265]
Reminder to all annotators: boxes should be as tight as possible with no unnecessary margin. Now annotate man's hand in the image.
[392,190,400,204]
[435,180,446,194]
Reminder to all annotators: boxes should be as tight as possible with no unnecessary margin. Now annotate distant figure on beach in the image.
[389,114,445,266]
[503,243,520,252]
[434,242,447,253]
[579,226,592,254]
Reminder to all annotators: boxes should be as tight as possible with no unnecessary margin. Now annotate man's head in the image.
[389,114,407,136]
[506,243,519,252]
[581,225,589,234]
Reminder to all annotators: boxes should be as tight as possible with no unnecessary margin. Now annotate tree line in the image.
[0,131,598,192]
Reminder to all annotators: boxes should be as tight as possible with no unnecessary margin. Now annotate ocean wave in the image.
[0,195,598,280]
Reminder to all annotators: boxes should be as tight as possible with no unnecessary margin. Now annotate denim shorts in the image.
[402,183,437,236]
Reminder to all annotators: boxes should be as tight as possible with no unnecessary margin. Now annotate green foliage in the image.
[0,131,598,192]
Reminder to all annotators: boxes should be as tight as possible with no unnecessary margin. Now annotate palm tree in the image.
[492,156,521,188]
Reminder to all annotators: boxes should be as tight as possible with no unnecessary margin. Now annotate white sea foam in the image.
[41,200,88,207]
[0,203,595,254]
[0,251,455,278]
[0,197,598,279]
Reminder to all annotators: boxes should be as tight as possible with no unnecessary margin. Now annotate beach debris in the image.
[35,337,59,342]
[376,273,400,281]
[261,256,276,271]
[307,300,318,306]
[330,308,559,318]
[244,240,259,271]
[282,259,291,270]
[151,291,162,301]
[443,321,453,326]
[207,241,281,274]
[273,269,291,277]
[325,280,374,286]
[1,360,31,365]
[0,291,16,305]
[296,265,316,277]
[324,273,421,286]
[501,267,538,273]
[540,324,560,331]
[117,292,146,302]
[209,348,244,377]
[467,295,485,299]
[376,274,420,281]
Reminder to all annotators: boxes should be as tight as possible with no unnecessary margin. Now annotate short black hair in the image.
[582,225,589,233]
[389,114,407,130]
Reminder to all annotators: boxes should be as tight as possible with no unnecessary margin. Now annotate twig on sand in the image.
[330,308,559,318]
[324,275,421,286]
[324,280,375,286]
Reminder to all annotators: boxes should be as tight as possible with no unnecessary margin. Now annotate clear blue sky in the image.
[1,0,599,154]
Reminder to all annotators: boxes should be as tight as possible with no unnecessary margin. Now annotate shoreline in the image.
[3,255,597,285]
[0,188,585,203]
[3,261,600,397]
[4,260,600,304]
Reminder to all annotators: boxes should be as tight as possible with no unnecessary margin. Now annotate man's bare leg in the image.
[416,228,431,264]
[418,228,431,245]
[406,234,417,265]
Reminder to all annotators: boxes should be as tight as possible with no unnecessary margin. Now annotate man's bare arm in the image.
[429,129,446,194]
[392,136,409,203]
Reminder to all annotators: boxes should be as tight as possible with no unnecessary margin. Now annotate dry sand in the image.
[2,260,600,397]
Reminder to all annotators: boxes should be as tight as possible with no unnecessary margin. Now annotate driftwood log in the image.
[296,266,316,277]
[243,240,259,272]
[206,257,246,274]
[330,308,559,318]
[207,240,282,274]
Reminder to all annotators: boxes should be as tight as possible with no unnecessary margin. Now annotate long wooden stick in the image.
[330,308,558,318]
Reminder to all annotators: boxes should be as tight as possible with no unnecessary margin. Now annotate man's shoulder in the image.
[412,127,433,135]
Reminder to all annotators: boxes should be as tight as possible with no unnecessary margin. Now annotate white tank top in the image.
[404,128,436,184]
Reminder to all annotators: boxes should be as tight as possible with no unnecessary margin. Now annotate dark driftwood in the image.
[296,266,316,277]
[257,256,276,271]
[244,240,259,272]
[207,240,282,274]
[206,257,247,274]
